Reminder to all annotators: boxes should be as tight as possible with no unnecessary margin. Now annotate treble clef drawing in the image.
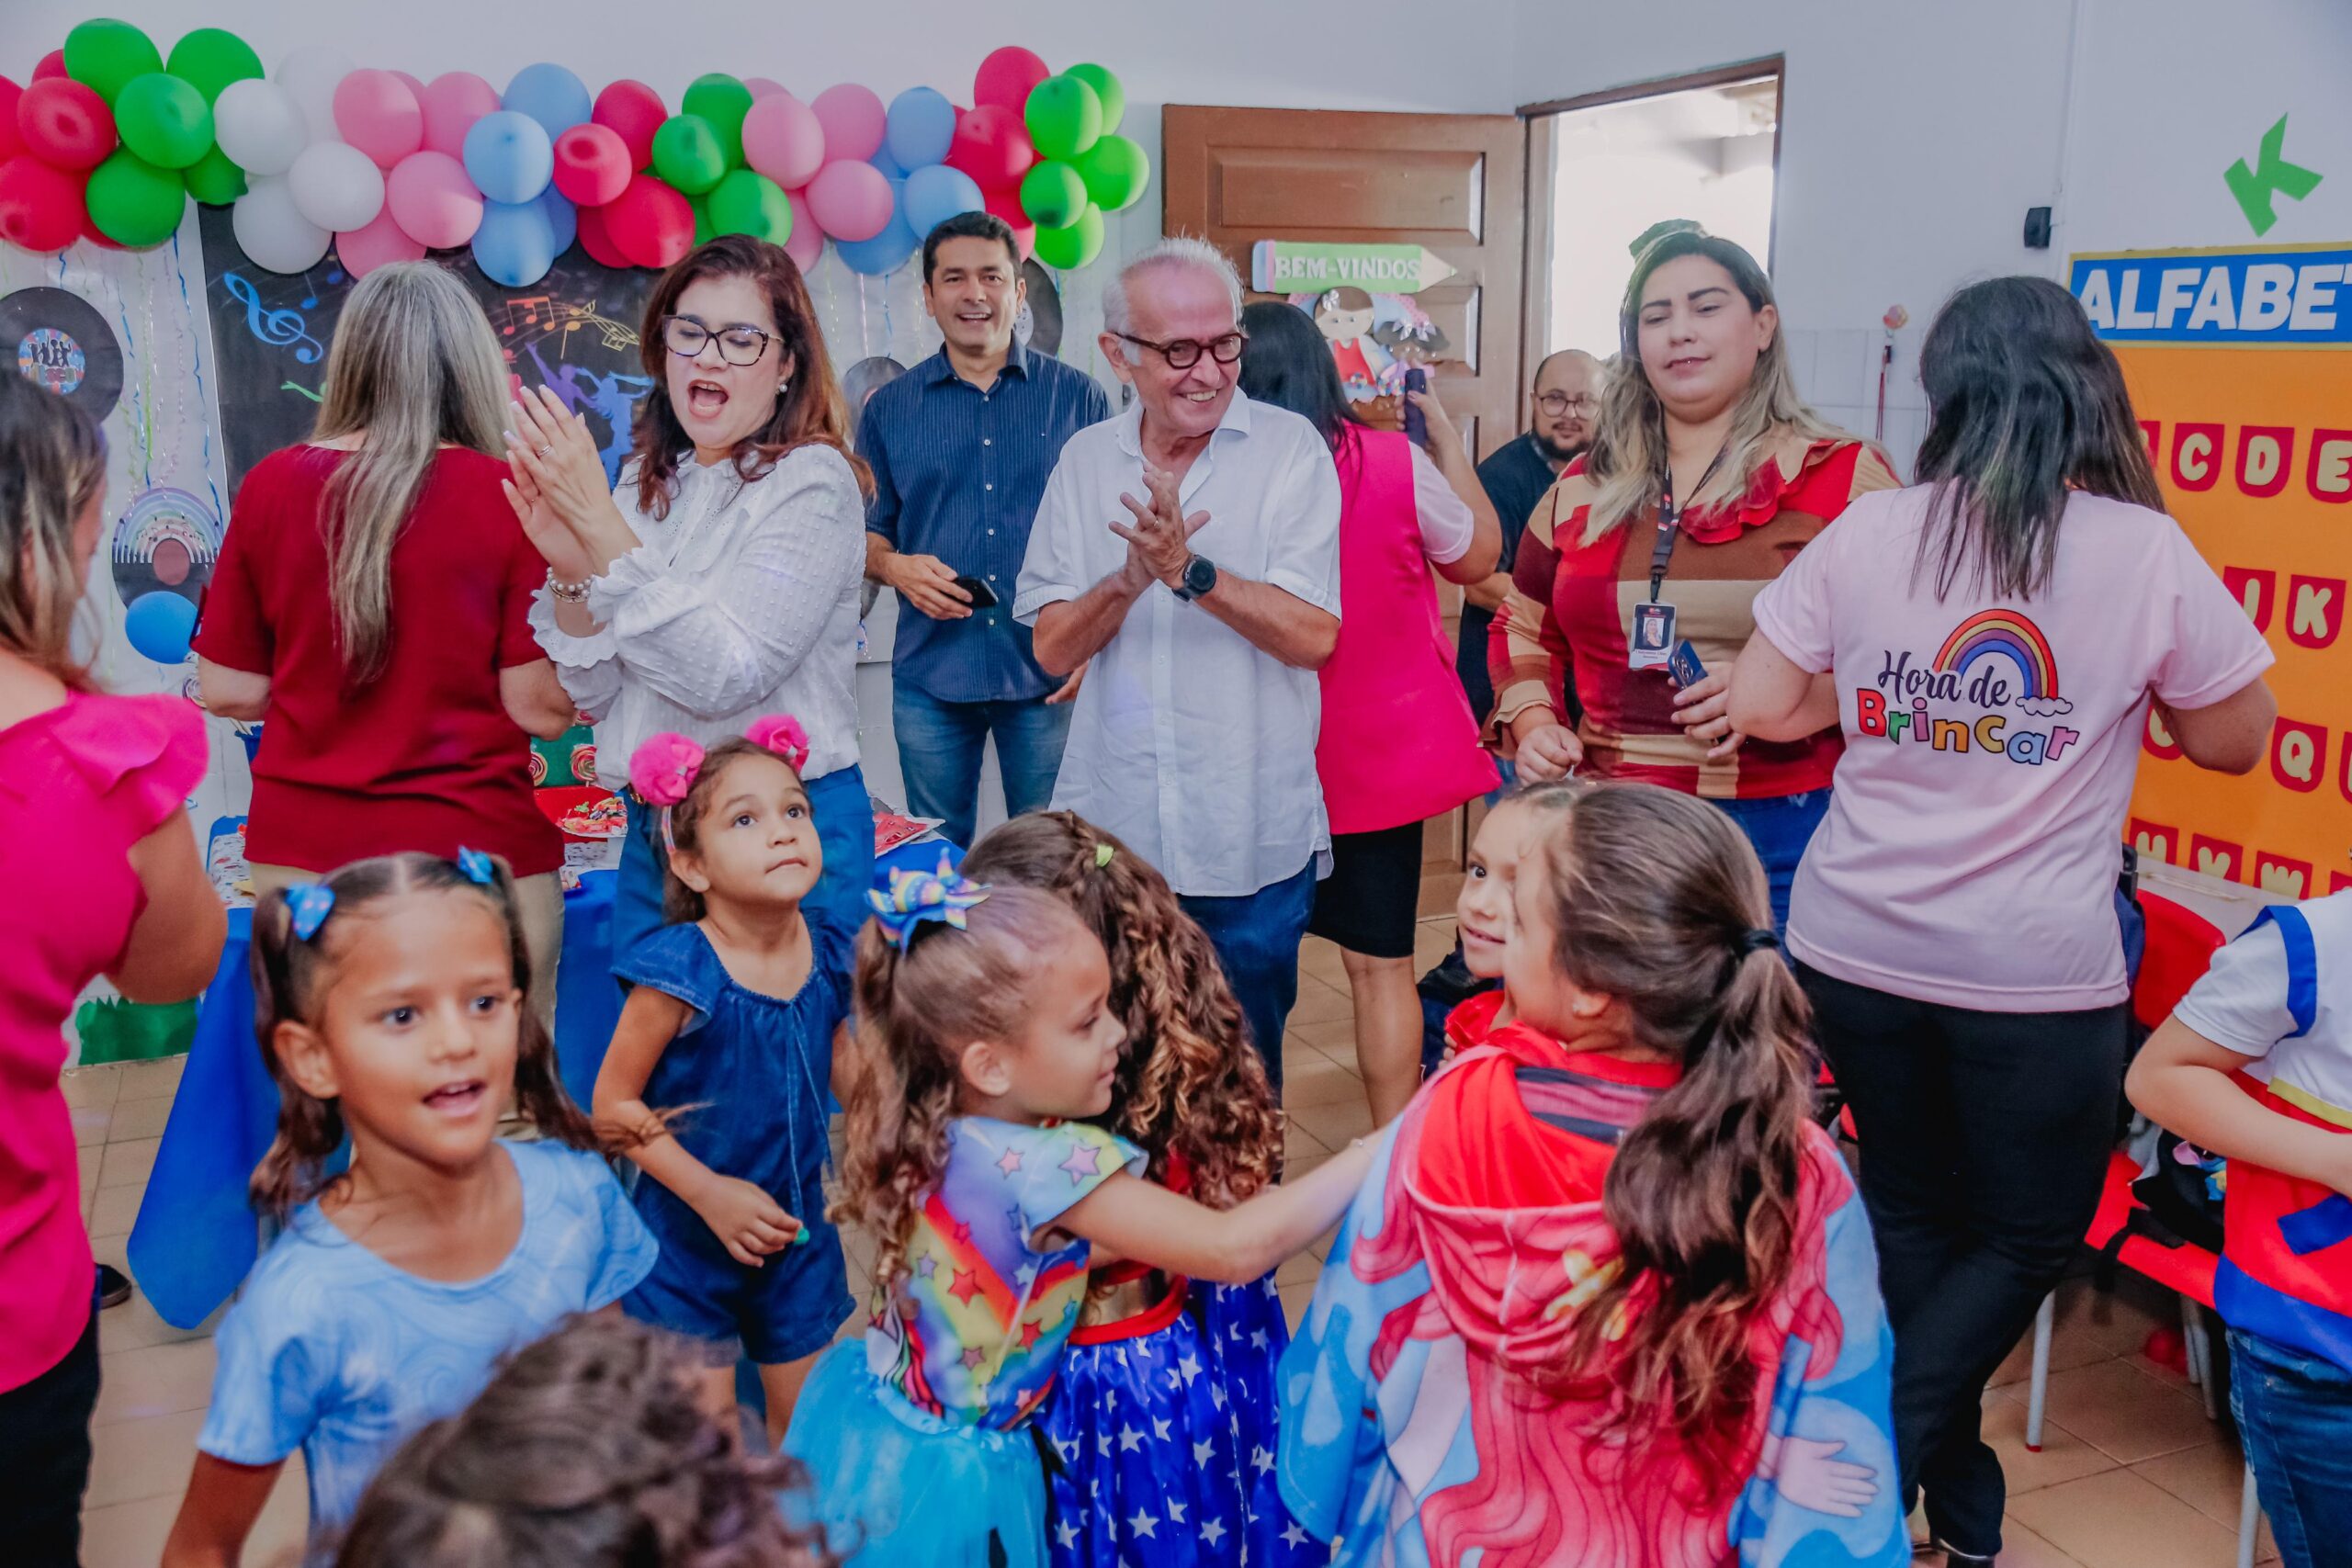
[221,270,324,365]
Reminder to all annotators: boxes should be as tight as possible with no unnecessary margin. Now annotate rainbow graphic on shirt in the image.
[1933,610,2060,700]
[1858,607,2079,764]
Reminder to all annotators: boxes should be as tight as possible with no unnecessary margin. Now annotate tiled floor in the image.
[70,926,2272,1566]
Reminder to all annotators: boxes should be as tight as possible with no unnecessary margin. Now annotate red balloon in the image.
[0,155,89,252]
[0,79,23,164]
[553,121,631,207]
[576,197,631,269]
[593,80,666,172]
[81,205,123,250]
[605,171,694,269]
[31,51,66,84]
[946,104,1034,194]
[972,46,1050,113]
[982,185,1035,264]
[17,78,114,171]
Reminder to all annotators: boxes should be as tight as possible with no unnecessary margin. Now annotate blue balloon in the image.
[463,110,555,205]
[885,86,957,170]
[903,163,985,238]
[835,209,919,276]
[124,591,198,665]
[472,197,560,288]
[537,186,577,256]
[503,62,592,139]
[869,143,908,182]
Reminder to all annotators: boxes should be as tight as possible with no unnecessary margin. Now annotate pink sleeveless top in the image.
[1316,426,1498,834]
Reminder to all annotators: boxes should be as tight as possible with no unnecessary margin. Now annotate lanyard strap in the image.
[1647,444,1731,603]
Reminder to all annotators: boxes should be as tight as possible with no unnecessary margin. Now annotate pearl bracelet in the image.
[546,570,592,604]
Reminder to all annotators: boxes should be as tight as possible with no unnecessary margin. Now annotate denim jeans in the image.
[1711,788,1831,937]
[892,684,1072,852]
[2232,1325,2352,1568]
[616,764,876,984]
[1177,860,1317,1097]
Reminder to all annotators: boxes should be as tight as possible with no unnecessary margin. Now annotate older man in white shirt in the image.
[1015,237,1342,1089]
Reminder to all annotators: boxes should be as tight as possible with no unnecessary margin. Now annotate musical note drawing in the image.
[503,296,555,336]
[221,271,324,365]
[281,381,322,403]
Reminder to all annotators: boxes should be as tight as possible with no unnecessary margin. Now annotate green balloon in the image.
[706,167,791,244]
[115,73,213,170]
[681,73,754,169]
[184,144,246,206]
[1019,160,1088,231]
[691,194,715,247]
[86,149,187,248]
[1064,63,1125,135]
[1023,74,1102,164]
[164,27,263,104]
[651,114,728,196]
[1075,134,1148,213]
[1033,204,1104,271]
[64,17,164,105]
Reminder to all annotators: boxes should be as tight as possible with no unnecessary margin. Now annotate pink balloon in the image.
[783,186,821,271]
[418,71,500,160]
[741,91,825,189]
[745,77,786,100]
[805,157,891,242]
[334,70,424,168]
[336,206,427,276]
[385,149,483,248]
[552,121,630,207]
[809,84,885,164]
[390,70,426,100]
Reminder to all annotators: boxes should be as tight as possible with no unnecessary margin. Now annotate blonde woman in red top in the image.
[1491,226,1896,931]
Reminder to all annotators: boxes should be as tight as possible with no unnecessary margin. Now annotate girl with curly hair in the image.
[783,867,1370,1568]
[335,1314,836,1567]
[960,811,1308,1568]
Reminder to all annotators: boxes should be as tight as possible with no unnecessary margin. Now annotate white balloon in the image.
[275,44,355,146]
[233,178,332,273]
[288,141,388,232]
[214,79,309,178]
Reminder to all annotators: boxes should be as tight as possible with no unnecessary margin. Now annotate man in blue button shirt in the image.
[862,213,1112,848]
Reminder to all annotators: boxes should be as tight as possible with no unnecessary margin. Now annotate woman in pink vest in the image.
[1240,301,1500,1122]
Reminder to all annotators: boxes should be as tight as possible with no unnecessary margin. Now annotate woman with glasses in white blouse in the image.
[506,235,875,964]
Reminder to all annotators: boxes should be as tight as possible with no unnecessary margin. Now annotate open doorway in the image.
[1525,62,1782,360]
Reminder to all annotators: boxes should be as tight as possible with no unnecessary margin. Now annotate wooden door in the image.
[1161,106,1528,913]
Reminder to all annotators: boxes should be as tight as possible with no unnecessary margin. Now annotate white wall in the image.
[1510,0,2352,476]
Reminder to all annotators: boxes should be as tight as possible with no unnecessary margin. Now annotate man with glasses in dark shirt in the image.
[861,212,1111,847]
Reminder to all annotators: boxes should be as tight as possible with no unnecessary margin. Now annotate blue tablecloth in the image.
[127,839,960,1330]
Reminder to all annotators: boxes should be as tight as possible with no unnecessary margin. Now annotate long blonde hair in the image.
[1580,229,1841,543]
[311,263,510,681]
[0,373,107,688]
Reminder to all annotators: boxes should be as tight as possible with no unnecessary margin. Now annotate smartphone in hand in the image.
[1402,367,1429,448]
[1668,638,1707,690]
[953,575,1001,610]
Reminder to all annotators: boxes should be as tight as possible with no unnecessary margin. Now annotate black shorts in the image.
[1306,820,1426,959]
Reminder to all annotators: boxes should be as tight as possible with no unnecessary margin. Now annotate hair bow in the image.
[865,852,989,952]
[743,713,811,773]
[286,883,335,942]
[629,732,707,808]
[455,847,497,887]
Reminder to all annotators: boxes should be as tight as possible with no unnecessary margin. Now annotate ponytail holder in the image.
[455,847,497,887]
[1092,842,1114,869]
[1733,928,1780,957]
[743,713,812,773]
[865,852,989,952]
[286,883,335,942]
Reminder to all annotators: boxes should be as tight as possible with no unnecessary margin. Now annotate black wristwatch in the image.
[1171,553,1218,603]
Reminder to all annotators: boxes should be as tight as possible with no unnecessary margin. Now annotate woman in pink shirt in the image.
[1731,276,2277,1564]
[1239,301,1499,1122]
[0,375,224,1565]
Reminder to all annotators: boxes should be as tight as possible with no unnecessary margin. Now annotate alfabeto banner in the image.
[2069,243,2352,899]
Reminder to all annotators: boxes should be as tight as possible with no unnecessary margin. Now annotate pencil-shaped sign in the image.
[1250,241,1459,294]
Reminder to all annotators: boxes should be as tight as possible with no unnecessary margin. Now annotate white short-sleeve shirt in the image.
[1014,391,1343,897]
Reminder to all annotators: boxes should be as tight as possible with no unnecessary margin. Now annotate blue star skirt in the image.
[782,1342,1050,1567]
[1203,1276,1322,1567]
[1036,1276,1320,1568]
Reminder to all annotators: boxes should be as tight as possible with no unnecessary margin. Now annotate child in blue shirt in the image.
[596,717,853,1444]
[163,851,654,1563]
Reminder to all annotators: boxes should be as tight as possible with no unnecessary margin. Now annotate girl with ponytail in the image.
[164,852,654,1566]
[1278,783,1905,1567]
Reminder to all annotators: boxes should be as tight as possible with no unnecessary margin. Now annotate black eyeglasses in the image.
[1536,391,1600,416]
[1113,331,1246,370]
[662,315,779,367]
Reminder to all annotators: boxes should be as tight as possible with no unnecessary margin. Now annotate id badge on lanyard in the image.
[1630,494,1680,671]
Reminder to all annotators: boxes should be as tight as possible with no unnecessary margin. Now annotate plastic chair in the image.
[2020,891,2257,1566]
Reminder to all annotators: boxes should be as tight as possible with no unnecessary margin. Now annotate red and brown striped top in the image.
[1488,431,1898,799]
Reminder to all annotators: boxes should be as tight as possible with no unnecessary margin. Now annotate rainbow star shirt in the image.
[1856,608,2084,767]
[864,1117,1145,1429]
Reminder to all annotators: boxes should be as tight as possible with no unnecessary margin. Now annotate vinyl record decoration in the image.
[0,285,125,420]
[112,485,221,664]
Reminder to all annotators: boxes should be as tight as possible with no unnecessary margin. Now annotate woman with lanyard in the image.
[1489,224,1896,930]
[508,235,873,963]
